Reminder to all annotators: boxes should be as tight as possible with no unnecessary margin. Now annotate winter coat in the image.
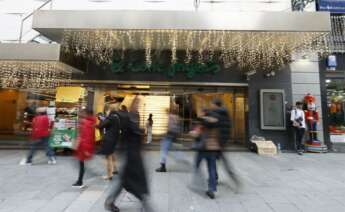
[212,107,231,146]
[97,111,121,155]
[75,115,96,161]
[31,114,50,140]
[197,114,221,152]
[119,111,149,198]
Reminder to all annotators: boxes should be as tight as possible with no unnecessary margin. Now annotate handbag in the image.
[95,129,101,142]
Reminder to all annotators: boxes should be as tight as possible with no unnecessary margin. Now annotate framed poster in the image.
[260,89,286,130]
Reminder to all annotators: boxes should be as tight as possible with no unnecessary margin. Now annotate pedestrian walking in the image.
[105,96,153,212]
[72,109,96,188]
[146,114,153,144]
[21,107,56,165]
[155,109,181,172]
[97,107,121,180]
[191,109,220,199]
[291,101,306,155]
[210,99,241,191]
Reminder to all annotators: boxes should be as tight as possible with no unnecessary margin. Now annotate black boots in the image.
[155,163,167,172]
[206,191,215,199]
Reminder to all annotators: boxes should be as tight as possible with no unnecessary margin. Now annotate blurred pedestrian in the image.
[97,106,121,180]
[191,109,219,199]
[156,109,181,172]
[72,109,96,188]
[146,114,153,144]
[105,97,153,212]
[291,101,306,155]
[210,99,241,191]
[21,107,56,165]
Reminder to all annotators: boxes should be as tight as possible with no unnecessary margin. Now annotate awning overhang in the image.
[32,10,331,72]
[32,10,331,40]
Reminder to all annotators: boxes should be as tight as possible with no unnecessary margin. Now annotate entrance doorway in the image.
[93,85,248,145]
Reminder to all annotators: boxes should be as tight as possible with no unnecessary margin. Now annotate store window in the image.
[92,86,247,145]
[326,77,345,143]
[0,88,56,140]
[0,87,86,145]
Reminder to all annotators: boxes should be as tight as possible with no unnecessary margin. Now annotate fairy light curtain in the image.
[61,30,329,74]
[0,61,73,89]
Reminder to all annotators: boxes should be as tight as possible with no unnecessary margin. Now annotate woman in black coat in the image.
[97,110,121,180]
[105,97,153,212]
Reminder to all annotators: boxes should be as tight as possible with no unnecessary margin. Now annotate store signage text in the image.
[318,0,345,13]
[111,61,221,78]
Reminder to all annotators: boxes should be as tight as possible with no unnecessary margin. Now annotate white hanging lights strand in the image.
[61,30,329,72]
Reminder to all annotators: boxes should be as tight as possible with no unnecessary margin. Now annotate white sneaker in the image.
[48,158,57,165]
[19,158,32,166]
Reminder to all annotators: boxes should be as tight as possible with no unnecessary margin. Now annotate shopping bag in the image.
[95,129,101,142]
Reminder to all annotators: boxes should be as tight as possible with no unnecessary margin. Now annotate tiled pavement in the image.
[1,150,345,212]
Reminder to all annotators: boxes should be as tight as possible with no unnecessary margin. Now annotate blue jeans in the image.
[27,136,54,163]
[195,152,217,192]
[160,136,173,164]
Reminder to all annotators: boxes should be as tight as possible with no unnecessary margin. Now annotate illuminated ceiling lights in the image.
[0,60,73,89]
[61,30,329,73]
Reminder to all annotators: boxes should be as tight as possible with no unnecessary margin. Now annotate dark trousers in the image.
[77,161,85,184]
[195,152,217,192]
[295,127,305,151]
[27,136,54,163]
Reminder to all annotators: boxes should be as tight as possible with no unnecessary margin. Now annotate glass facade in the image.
[326,71,345,144]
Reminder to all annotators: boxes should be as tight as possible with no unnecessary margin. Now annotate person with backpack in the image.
[21,107,56,165]
[97,106,121,180]
[291,101,306,155]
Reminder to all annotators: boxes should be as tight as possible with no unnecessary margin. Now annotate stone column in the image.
[290,53,325,144]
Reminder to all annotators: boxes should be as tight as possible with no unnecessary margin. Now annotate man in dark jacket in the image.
[210,99,241,191]
[193,109,220,199]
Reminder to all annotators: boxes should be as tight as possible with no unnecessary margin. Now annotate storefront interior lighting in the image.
[61,30,329,74]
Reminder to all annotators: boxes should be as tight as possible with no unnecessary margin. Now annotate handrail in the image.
[19,0,53,43]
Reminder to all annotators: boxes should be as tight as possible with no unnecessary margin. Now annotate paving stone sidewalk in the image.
[1,150,345,212]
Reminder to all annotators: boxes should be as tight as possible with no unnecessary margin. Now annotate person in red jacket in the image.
[72,109,96,188]
[23,107,56,165]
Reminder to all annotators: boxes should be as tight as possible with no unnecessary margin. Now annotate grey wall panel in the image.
[291,72,320,84]
[290,61,319,73]
[0,43,60,61]
[292,84,322,95]
[248,66,294,150]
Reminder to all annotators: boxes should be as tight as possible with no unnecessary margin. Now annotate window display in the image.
[327,78,345,143]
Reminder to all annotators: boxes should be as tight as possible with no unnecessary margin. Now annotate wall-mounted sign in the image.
[327,55,337,68]
[317,0,345,13]
[260,89,286,130]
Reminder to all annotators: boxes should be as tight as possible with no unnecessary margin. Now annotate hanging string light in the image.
[61,29,329,73]
[0,61,74,89]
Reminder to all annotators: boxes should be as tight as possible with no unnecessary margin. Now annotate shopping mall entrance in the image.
[92,84,248,146]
